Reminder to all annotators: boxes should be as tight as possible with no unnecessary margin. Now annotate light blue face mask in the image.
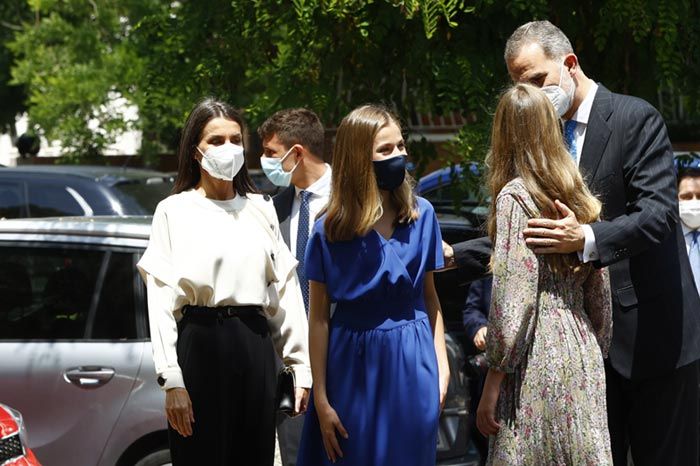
[260,146,300,187]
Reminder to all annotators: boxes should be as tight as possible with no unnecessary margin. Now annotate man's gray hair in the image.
[504,20,573,62]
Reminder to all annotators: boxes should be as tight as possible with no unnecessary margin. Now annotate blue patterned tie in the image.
[564,119,577,161]
[296,191,312,311]
[690,231,700,296]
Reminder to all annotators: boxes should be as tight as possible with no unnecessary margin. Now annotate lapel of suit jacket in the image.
[273,186,295,247]
[579,84,614,183]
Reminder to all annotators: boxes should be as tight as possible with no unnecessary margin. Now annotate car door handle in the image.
[63,366,115,389]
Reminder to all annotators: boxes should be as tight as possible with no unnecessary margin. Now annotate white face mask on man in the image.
[541,60,576,117]
[680,199,700,230]
[197,142,245,181]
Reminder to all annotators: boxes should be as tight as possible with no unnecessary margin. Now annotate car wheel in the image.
[133,449,171,466]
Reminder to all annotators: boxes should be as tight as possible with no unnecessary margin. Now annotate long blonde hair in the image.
[325,105,418,242]
[486,83,601,272]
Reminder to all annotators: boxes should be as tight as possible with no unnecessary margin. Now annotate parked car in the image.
[0,165,280,221]
[0,166,174,219]
[417,164,488,339]
[0,404,41,465]
[248,168,280,196]
[0,217,167,466]
[0,215,474,466]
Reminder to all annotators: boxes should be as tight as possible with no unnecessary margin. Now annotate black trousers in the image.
[606,360,699,466]
[467,369,488,466]
[169,310,277,466]
[276,412,305,466]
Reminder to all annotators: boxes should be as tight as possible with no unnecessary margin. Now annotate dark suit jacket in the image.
[273,186,295,248]
[454,84,700,380]
[462,276,492,353]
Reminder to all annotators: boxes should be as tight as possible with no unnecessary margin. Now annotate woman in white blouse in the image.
[137,98,311,466]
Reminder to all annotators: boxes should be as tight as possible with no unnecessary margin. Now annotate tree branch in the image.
[0,20,22,31]
[89,0,99,18]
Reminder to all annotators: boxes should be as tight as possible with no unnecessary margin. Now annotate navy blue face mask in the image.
[373,155,407,191]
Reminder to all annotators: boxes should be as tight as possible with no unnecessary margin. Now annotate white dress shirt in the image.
[683,223,697,254]
[569,82,598,167]
[569,83,602,263]
[137,190,311,390]
[289,164,332,252]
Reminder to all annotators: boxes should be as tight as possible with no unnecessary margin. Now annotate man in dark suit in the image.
[676,156,700,295]
[258,108,330,466]
[463,276,492,355]
[451,20,700,465]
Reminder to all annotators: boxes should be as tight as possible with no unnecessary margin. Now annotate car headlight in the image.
[0,404,29,449]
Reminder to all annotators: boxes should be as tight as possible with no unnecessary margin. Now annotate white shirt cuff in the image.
[578,224,599,263]
[291,364,312,389]
[159,368,185,391]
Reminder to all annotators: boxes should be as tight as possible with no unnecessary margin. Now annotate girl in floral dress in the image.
[476,84,613,465]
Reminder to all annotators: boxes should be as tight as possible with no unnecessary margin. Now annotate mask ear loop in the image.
[281,145,302,173]
[557,60,565,88]
[195,146,205,164]
[559,59,575,96]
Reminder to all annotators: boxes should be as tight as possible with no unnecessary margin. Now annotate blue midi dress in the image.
[297,197,444,466]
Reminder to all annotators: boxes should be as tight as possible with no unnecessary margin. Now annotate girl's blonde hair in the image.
[486,83,602,272]
[325,104,418,242]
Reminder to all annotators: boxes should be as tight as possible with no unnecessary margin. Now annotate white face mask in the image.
[680,199,700,230]
[541,60,576,117]
[197,142,245,181]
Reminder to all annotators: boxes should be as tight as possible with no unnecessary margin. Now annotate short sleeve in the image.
[421,199,445,272]
[136,203,179,289]
[304,220,327,283]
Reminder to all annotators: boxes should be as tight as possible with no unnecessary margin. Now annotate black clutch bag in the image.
[276,366,296,416]
[462,353,489,379]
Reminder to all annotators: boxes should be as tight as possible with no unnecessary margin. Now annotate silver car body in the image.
[0,217,167,466]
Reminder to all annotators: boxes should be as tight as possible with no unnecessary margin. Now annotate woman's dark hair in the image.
[172,98,259,196]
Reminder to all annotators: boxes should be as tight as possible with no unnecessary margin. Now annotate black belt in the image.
[181,305,263,320]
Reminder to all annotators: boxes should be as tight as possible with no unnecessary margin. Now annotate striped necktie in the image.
[564,119,577,161]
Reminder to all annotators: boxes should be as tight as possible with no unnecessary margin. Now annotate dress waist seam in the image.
[330,312,429,332]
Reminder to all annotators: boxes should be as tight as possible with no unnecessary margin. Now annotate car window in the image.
[111,180,173,214]
[91,252,138,340]
[248,169,280,196]
[0,246,138,341]
[0,182,27,219]
[27,184,86,217]
[421,185,449,205]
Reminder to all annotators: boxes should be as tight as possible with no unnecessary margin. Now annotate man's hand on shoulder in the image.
[523,200,585,254]
[440,240,457,271]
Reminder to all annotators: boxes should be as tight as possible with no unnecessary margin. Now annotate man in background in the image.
[258,108,331,466]
[677,156,700,295]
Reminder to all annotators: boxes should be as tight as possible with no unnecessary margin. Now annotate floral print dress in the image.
[485,178,613,466]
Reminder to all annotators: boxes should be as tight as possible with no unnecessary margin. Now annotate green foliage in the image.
[7,0,160,157]
[0,0,32,135]
[3,0,699,174]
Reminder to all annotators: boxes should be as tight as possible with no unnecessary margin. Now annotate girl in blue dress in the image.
[297,105,450,465]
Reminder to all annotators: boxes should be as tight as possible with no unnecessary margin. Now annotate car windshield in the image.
[111,179,174,214]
